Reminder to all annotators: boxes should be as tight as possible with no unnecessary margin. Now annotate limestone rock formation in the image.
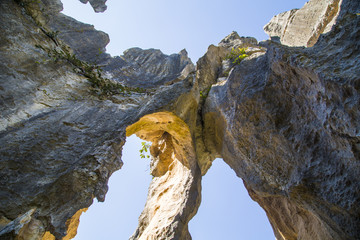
[0,0,196,239]
[127,113,201,239]
[264,0,342,47]
[201,0,360,238]
[0,0,359,239]
[79,0,107,13]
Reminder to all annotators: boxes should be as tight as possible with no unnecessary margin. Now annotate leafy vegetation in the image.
[139,142,151,159]
[225,47,249,65]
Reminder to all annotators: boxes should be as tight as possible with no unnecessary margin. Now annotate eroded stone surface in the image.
[264,0,342,47]
[195,31,264,175]
[0,1,198,239]
[79,0,107,13]
[0,0,359,239]
[201,0,360,238]
[127,112,201,240]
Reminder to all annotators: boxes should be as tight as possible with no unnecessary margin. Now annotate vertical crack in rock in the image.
[126,112,201,240]
[195,31,262,175]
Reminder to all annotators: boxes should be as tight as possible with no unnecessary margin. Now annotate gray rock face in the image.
[104,48,194,88]
[0,1,197,239]
[264,0,342,47]
[0,0,359,239]
[79,0,107,13]
[48,13,111,64]
[201,0,360,239]
[195,31,263,174]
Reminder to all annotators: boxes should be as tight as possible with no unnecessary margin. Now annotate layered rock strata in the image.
[0,0,359,239]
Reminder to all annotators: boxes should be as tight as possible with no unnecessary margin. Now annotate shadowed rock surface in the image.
[0,0,197,238]
[0,0,359,239]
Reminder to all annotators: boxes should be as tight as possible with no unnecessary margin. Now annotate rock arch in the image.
[0,0,359,239]
[126,112,202,240]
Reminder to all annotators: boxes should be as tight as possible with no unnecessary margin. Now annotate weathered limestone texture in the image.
[264,0,342,47]
[0,0,197,239]
[0,0,359,239]
[79,0,107,13]
[201,0,360,239]
[127,113,201,239]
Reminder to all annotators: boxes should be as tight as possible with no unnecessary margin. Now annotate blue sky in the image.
[60,0,308,239]
[61,0,307,61]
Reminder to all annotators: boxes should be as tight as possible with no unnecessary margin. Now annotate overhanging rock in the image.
[0,0,359,239]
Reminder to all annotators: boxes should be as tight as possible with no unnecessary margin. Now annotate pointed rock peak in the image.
[219,31,258,49]
[179,49,188,56]
[178,49,193,65]
[219,31,241,45]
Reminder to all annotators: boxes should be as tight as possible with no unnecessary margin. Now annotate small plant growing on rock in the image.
[200,86,212,99]
[226,47,249,65]
[35,44,150,97]
[139,142,151,159]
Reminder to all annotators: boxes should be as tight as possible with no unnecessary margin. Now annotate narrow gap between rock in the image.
[189,158,274,239]
[73,134,274,239]
[73,135,152,239]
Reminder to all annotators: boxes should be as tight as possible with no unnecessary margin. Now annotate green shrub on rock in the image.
[226,47,249,64]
